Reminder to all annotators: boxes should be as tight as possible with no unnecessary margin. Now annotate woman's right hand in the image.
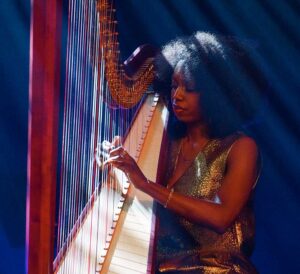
[95,136,122,168]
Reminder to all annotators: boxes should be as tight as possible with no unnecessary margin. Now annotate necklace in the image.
[166,137,210,189]
[179,142,194,163]
[179,137,209,162]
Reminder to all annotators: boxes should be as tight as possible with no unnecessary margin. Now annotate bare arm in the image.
[106,136,259,234]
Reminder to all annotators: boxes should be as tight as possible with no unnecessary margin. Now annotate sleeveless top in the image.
[156,133,258,273]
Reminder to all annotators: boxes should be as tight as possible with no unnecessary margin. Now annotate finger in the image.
[101,140,118,153]
[103,154,125,166]
[109,146,121,157]
[110,145,115,150]
[95,157,102,168]
[101,140,112,151]
[112,136,122,147]
[109,146,127,158]
[103,159,127,174]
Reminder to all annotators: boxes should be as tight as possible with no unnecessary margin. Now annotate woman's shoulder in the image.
[206,132,257,156]
[226,133,260,183]
[228,133,258,158]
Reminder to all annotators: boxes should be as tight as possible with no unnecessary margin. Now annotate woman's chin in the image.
[174,115,192,123]
[174,114,203,125]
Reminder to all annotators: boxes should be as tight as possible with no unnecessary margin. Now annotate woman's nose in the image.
[172,86,184,100]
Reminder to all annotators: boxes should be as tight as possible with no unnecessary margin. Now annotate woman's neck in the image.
[185,122,210,146]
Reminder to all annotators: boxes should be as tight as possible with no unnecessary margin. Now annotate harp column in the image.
[26,0,62,273]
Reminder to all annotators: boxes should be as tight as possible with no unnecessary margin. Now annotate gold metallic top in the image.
[157,133,258,273]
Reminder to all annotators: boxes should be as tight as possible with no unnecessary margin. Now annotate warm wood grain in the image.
[26,1,62,273]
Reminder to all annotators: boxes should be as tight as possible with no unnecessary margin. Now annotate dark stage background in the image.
[1,0,299,273]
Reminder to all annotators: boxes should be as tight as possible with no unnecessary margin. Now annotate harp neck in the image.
[97,0,157,108]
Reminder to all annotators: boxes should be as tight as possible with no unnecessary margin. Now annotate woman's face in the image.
[171,70,203,124]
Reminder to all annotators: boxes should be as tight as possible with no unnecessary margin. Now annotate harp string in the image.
[57,0,75,253]
[76,1,92,269]
[55,0,150,272]
[57,0,98,252]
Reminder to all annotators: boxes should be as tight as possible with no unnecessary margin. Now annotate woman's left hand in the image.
[105,146,148,190]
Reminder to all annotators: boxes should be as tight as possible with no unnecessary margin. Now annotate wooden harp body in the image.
[26,0,168,273]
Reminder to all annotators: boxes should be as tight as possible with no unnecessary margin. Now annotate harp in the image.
[26,0,168,273]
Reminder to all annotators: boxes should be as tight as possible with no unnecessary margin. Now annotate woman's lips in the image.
[172,104,186,113]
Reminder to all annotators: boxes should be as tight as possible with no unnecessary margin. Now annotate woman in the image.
[106,32,265,273]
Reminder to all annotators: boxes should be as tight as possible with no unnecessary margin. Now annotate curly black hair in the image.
[154,32,267,139]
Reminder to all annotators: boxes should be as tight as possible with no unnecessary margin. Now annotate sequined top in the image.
[156,133,258,273]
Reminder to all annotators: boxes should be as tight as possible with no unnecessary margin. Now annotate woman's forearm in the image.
[139,180,230,233]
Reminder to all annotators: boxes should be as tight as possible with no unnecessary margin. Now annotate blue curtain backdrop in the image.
[0,0,299,273]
